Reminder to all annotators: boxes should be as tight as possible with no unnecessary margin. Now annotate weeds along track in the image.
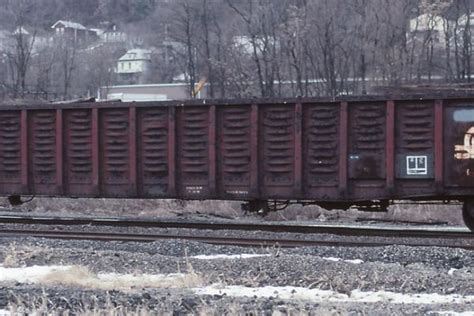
[0,214,472,249]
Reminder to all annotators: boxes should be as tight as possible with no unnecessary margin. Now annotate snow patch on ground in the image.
[430,312,474,316]
[448,268,458,275]
[0,265,71,283]
[194,285,474,305]
[190,254,364,264]
[191,254,271,260]
[322,257,364,264]
[0,265,202,290]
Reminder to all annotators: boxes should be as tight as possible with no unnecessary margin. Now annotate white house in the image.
[117,48,151,74]
[94,22,127,43]
[116,48,152,84]
[409,13,449,46]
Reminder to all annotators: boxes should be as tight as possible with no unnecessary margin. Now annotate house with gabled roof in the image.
[116,48,152,84]
[51,20,97,44]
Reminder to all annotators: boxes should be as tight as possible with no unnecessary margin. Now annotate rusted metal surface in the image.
[2,96,474,205]
[0,111,21,194]
[64,109,93,195]
[338,102,348,196]
[217,105,252,199]
[55,110,63,194]
[91,108,100,194]
[29,110,57,195]
[20,110,28,192]
[177,106,210,198]
[293,103,303,197]
[249,104,259,197]
[208,105,217,196]
[434,100,444,191]
[260,104,295,198]
[100,108,130,197]
[167,107,176,196]
[128,107,137,195]
[137,106,169,197]
[385,101,395,191]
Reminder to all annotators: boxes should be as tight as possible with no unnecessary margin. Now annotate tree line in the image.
[0,0,473,101]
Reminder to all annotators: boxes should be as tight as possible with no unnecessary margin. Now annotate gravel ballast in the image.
[0,233,472,315]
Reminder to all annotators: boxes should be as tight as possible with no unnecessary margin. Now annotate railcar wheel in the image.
[462,201,474,232]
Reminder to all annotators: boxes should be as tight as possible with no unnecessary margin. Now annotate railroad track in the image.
[0,214,471,238]
[0,214,472,249]
[0,227,472,249]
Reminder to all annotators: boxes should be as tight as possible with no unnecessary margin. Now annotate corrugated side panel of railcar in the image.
[302,102,342,201]
[0,109,63,196]
[347,101,389,199]
[0,104,179,199]
[66,105,176,198]
[394,101,437,198]
[137,106,174,197]
[0,110,23,194]
[176,105,214,199]
[97,105,176,198]
[216,104,254,200]
[276,100,443,202]
[317,99,445,201]
[258,103,298,199]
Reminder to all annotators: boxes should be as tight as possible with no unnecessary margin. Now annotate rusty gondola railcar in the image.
[1,96,474,231]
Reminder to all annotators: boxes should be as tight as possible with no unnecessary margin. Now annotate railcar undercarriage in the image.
[241,198,474,231]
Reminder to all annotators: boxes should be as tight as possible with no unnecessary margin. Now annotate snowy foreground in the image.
[0,264,473,306]
[0,234,472,314]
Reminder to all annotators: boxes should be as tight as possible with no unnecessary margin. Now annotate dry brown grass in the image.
[2,242,51,268]
[265,203,464,225]
[0,197,240,218]
[37,266,204,291]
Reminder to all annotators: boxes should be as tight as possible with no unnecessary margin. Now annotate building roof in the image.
[90,28,104,36]
[13,26,29,35]
[118,49,151,61]
[51,20,87,30]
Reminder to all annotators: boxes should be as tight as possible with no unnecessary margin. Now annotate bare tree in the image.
[281,4,308,96]
[171,0,199,98]
[6,28,36,98]
[52,36,79,100]
[32,44,57,99]
[2,0,37,98]
[460,0,472,81]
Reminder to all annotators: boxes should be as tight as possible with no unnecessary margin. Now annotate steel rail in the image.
[0,214,471,239]
[0,228,472,249]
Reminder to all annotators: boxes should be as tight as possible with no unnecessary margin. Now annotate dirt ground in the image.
[0,197,471,315]
[0,197,465,226]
